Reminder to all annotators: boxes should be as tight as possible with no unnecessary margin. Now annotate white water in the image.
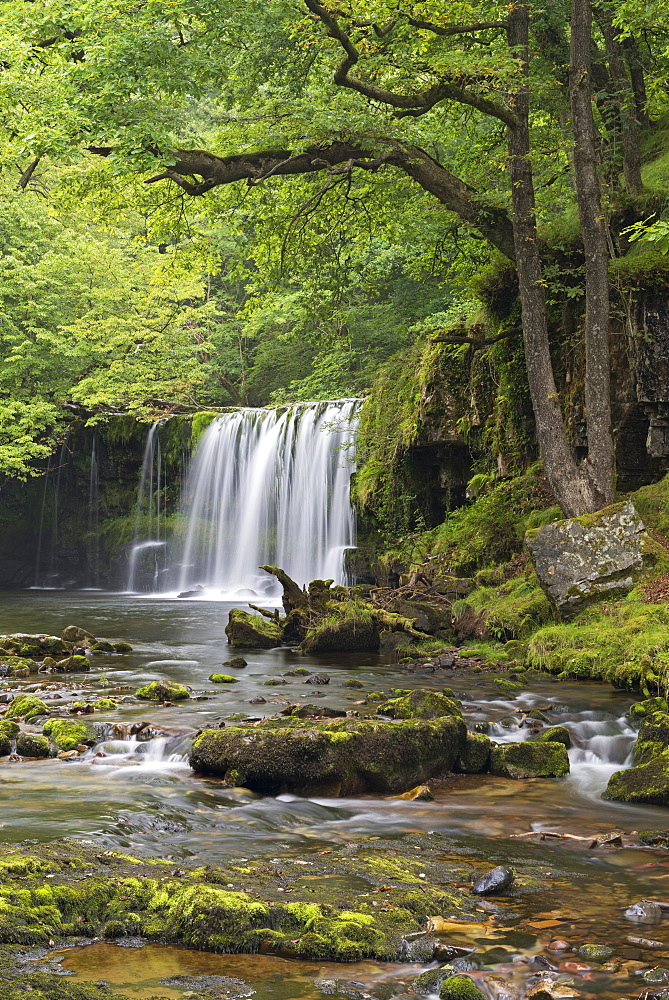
[173,399,360,598]
[126,421,168,592]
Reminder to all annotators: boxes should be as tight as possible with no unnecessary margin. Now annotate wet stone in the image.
[625,900,663,924]
[305,672,331,685]
[472,865,514,895]
[159,974,253,996]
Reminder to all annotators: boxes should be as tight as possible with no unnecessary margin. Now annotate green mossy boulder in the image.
[225,609,282,649]
[94,698,118,710]
[223,656,248,668]
[5,695,49,722]
[91,641,115,653]
[412,966,452,994]
[15,733,50,758]
[135,681,190,701]
[489,741,570,779]
[0,633,69,657]
[300,604,379,653]
[457,732,491,773]
[630,697,668,722]
[0,735,10,756]
[209,673,238,683]
[43,719,96,751]
[61,625,96,643]
[387,597,452,634]
[0,720,19,739]
[113,641,134,653]
[378,689,462,720]
[439,975,487,1000]
[190,715,466,795]
[604,711,669,805]
[532,725,572,749]
[56,654,91,673]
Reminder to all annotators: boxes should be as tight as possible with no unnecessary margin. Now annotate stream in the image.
[2,590,668,1000]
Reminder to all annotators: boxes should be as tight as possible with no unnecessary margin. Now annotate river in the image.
[1,590,668,999]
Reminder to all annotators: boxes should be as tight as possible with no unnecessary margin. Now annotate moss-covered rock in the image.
[42,719,96,751]
[300,603,379,653]
[387,597,452,634]
[15,733,50,758]
[5,695,49,722]
[113,641,134,653]
[61,625,96,643]
[135,681,190,701]
[0,720,19,739]
[0,735,10,756]
[532,725,572,749]
[225,609,282,649]
[0,633,69,657]
[457,732,491,773]
[604,711,669,805]
[209,673,238,683]
[489,741,570,779]
[378,689,462,720]
[190,715,466,795]
[223,656,248,668]
[94,698,118,710]
[439,975,487,1000]
[91,641,115,653]
[56,654,90,673]
[412,966,452,994]
[630,697,668,721]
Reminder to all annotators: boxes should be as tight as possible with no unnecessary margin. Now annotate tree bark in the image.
[570,0,615,505]
[507,2,603,517]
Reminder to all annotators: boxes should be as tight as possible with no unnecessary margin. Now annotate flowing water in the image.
[2,592,669,998]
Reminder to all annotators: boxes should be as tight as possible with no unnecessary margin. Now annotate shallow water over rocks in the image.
[3,590,669,999]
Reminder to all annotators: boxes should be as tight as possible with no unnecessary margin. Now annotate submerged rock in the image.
[135,681,190,701]
[225,609,282,649]
[525,500,666,617]
[472,866,514,895]
[624,900,663,923]
[190,715,466,795]
[490,741,570,779]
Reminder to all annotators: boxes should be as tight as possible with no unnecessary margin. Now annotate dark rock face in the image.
[471,866,514,895]
[525,501,663,617]
[190,715,466,795]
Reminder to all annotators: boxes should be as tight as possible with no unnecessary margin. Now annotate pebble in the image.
[547,940,571,953]
[628,936,665,949]
[472,865,515,895]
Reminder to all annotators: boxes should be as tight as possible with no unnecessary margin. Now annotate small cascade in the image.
[175,399,359,597]
[86,435,100,587]
[126,421,168,592]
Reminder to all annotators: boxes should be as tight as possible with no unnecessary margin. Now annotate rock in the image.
[388,598,452,634]
[5,695,49,722]
[57,749,80,760]
[94,699,118,711]
[113,642,133,653]
[411,966,451,994]
[379,689,462,720]
[525,981,580,1000]
[263,678,286,686]
[471,865,514,895]
[16,732,50,758]
[604,712,669,806]
[396,784,434,801]
[61,626,96,643]
[547,940,571,953]
[55,655,91,673]
[209,673,238,683]
[630,697,667,721]
[627,935,664,948]
[91,641,115,653]
[457,732,491,773]
[343,678,364,688]
[135,681,190,702]
[301,607,380,653]
[249,696,266,705]
[284,667,312,676]
[433,576,474,598]
[484,976,519,1000]
[439,975,487,1000]
[280,704,346,719]
[489,741,570,779]
[577,943,614,961]
[0,720,19,739]
[525,500,665,617]
[0,633,69,658]
[223,657,248,668]
[190,715,466,795]
[532,726,572,749]
[42,719,96,751]
[645,970,669,985]
[624,900,663,924]
[0,734,11,756]
[225,609,282,649]
[305,673,330,685]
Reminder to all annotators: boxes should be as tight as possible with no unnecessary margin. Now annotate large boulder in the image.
[378,689,462,720]
[190,715,466,795]
[225,609,282,649]
[300,604,379,653]
[525,501,666,617]
[603,711,669,806]
[490,741,570,779]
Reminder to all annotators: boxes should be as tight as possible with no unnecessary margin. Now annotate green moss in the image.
[225,609,282,649]
[301,602,379,653]
[56,655,91,673]
[378,689,462,720]
[42,719,96,751]
[5,695,49,722]
[532,725,572,749]
[439,975,487,1000]
[15,733,49,758]
[191,410,219,449]
[94,698,118,710]
[630,697,668,721]
[0,721,19,739]
[135,681,190,701]
[464,572,553,640]
[209,673,238,683]
[457,731,491,773]
[113,642,133,653]
[490,741,570,779]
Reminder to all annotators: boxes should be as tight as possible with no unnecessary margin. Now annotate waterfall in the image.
[174,399,359,598]
[87,436,100,588]
[126,422,168,592]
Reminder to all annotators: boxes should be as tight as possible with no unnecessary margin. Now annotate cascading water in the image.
[126,421,168,592]
[174,399,359,598]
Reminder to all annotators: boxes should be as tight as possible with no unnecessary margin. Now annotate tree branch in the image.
[431,330,515,347]
[17,155,41,189]
[406,18,506,37]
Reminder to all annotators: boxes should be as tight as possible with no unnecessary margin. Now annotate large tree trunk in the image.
[570,0,616,505]
[507,2,605,517]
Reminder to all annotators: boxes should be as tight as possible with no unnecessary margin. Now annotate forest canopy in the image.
[0,1,668,490]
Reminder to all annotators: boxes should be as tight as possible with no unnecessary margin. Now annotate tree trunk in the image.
[595,6,644,197]
[507,2,604,517]
[570,0,616,505]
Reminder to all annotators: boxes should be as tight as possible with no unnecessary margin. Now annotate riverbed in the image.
[2,590,668,999]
